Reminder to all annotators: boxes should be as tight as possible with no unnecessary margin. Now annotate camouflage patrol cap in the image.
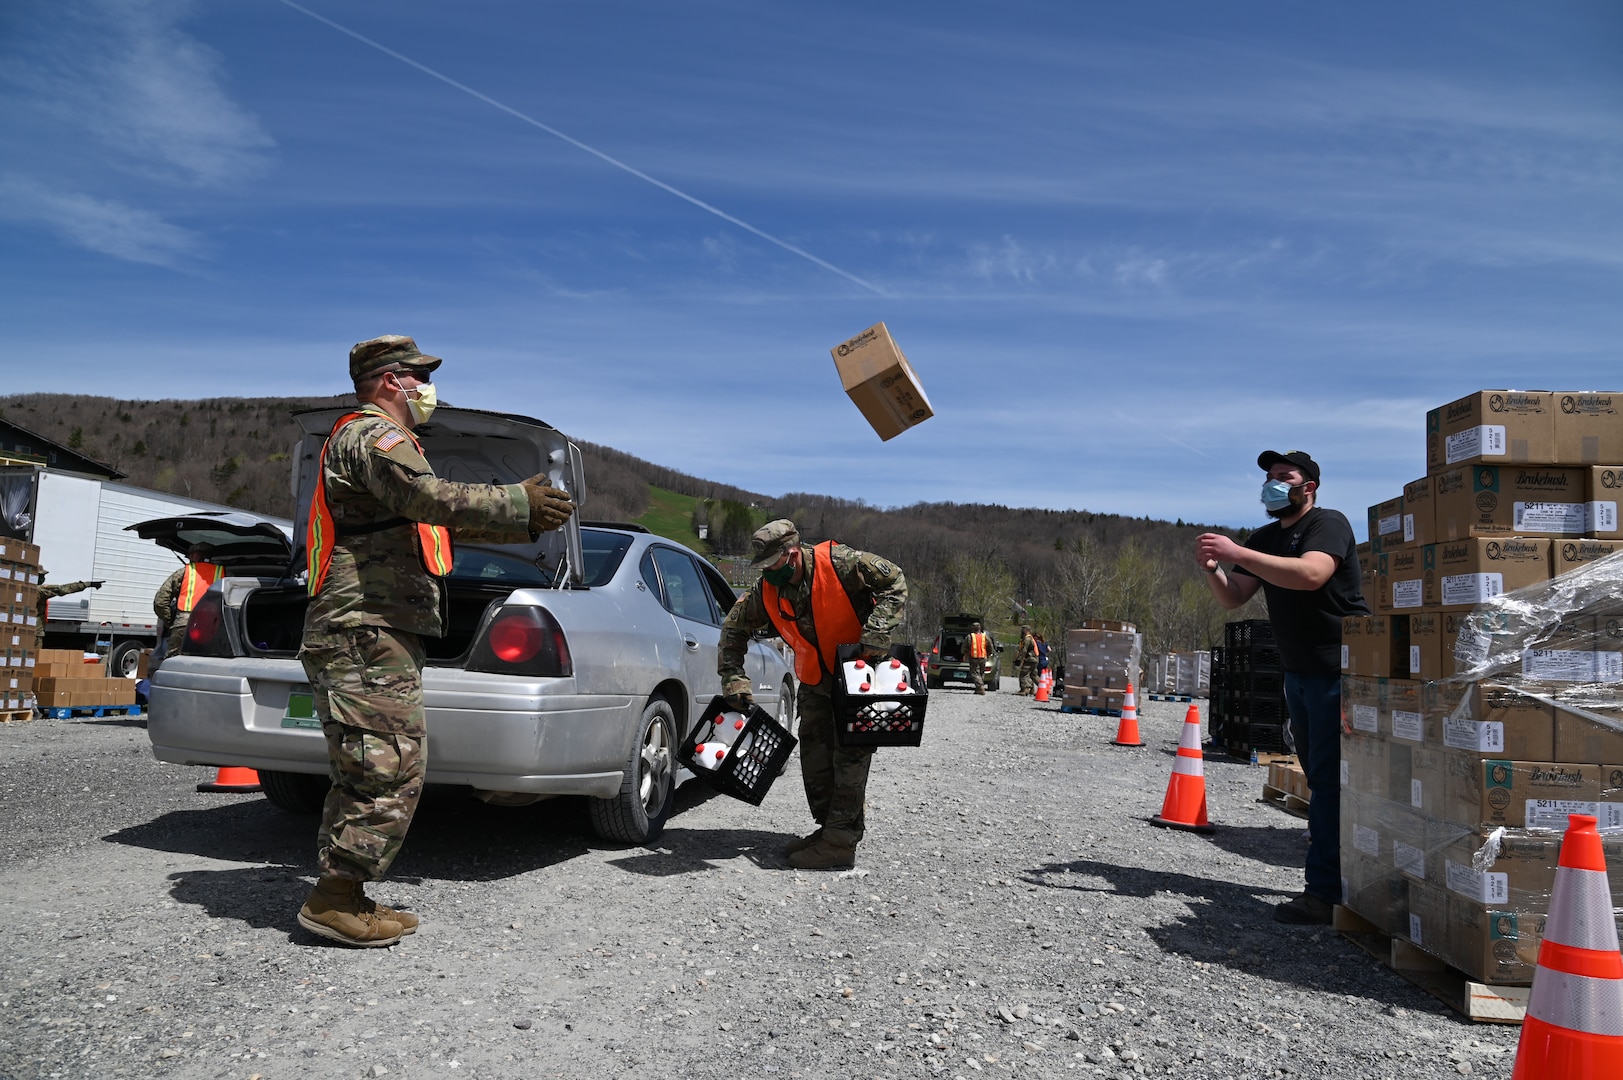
[349,335,444,381]
[748,519,800,569]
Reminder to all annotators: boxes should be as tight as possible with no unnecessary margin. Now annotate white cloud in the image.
[5,0,273,186]
[0,173,202,266]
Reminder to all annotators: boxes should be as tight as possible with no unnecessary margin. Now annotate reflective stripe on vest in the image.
[176,563,223,613]
[761,541,864,685]
[967,632,988,659]
[306,411,454,595]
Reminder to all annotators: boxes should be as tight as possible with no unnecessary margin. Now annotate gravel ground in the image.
[0,682,1525,1080]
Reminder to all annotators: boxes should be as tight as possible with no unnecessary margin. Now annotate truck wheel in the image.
[589,697,675,845]
[108,639,144,680]
[261,770,329,815]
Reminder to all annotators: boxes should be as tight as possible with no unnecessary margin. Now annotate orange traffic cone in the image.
[197,766,263,793]
[1112,682,1144,747]
[1034,672,1051,703]
[1149,703,1214,833]
[1512,814,1623,1077]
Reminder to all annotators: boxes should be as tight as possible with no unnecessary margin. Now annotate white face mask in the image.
[398,379,437,424]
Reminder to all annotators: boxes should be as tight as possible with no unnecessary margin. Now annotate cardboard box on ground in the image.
[829,323,934,442]
[1063,620,1143,711]
[1338,388,1623,985]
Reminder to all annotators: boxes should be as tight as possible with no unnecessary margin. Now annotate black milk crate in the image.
[1233,670,1286,698]
[832,643,928,748]
[678,697,797,806]
[1224,620,1276,649]
[1227,720,1290,756]
[1230,693,1289,726]
[1229,645,1283,673]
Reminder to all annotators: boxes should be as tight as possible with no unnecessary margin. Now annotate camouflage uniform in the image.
[152,565,194,658]
[35,581,96,652]
[965,627,992,695]
[301,403,533,883]
[718,542,906,850]
[1015,630,1039,696]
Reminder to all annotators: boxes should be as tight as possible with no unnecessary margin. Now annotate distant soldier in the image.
[297,334,575,948]
[1015,625,1039,695]
[718,519,907,871]
[965,621,993,695]
[34,571,102,652]
[153,544,221,660]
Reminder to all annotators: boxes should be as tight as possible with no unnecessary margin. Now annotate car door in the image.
[694,558,783,717]
[642,545,726,728]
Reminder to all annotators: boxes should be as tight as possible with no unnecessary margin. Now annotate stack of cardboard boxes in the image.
[1341,388,1623,985]
[1061,620,1142,713]
[1,538,42,714]
[1147,651,1211,697]
[34,649,137,710]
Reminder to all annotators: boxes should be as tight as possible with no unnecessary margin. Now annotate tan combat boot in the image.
[355,887,419,935]
[788,839,857,871]
[782,828,823,858]
[298,877,404,947]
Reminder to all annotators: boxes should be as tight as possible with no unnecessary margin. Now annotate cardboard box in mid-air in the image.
[830,323,934,441]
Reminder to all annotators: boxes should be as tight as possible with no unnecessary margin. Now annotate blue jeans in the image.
[1285,672,1342,904]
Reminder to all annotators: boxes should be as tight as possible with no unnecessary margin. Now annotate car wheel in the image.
[261,770,329,815]
[589,697,676,845]
[777,678,797,738]
[107,638,144,680]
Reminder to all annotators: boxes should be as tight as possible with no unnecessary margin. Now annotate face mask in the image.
[402,381,437,425]
[760,562,795,587]
[1260,479,1295,512]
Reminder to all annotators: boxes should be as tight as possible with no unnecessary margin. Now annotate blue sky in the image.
[3,1,1620,536]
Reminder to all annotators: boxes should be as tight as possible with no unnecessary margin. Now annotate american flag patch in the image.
[374,431,406,452]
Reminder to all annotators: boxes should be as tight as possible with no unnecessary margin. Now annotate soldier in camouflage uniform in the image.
[296,335,576,948]
[1015,626,1039,696]
[34,573,102,652]
[718,519,906,871]
[152,544,215,660]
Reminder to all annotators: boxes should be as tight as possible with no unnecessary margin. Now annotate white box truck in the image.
[0,465,292,678]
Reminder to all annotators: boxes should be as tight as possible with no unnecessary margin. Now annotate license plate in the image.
[282,688,320,730]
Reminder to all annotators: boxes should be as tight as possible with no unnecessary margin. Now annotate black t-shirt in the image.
[1232,506,1369,675]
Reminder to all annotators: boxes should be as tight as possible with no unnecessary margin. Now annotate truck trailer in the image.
[0,465,292,678]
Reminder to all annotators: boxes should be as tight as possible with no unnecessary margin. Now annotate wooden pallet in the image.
[0,708,34,724]
[1057,706,1123,717]
[38,705,146,720]
[1260,782,1310,819]
[1146,693,1194,701]
[1334,907,1529,1023]
[1252,751,1296,767]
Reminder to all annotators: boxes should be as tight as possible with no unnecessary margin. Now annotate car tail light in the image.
[468,605,572,677]
[183,592,232,657]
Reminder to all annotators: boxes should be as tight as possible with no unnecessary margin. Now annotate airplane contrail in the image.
[276,0,888,297]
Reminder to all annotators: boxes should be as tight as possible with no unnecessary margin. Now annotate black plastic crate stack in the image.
[1207,646,1226,749]
[1218,620,1290,756]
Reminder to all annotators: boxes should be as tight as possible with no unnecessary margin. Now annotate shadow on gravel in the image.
[604,825,801,876]
[1022,857,1363,993]
[1204,821,1311,869]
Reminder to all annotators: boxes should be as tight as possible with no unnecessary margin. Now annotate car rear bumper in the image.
[149,659,636,799]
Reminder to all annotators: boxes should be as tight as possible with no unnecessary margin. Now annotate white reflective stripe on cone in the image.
[1544,867,1621,951]
[1177,726,1201,750]
[1172,756,1205,778]
[1526,969,1623,1037]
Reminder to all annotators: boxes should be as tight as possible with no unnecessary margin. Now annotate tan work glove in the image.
[520,475,575,533]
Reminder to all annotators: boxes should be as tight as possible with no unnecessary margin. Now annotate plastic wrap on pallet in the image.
[1336,550,1623,985]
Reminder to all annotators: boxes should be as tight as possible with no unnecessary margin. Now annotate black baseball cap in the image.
[1257,450,1321,484]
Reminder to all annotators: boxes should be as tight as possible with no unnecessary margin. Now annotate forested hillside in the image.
[0,393,1264,652]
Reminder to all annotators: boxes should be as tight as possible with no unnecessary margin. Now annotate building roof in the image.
[0,417,124,479]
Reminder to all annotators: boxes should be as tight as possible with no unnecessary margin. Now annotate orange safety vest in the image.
[175,562,223,613]
[306,411,454,595]
[761,541,863,685]
[967,631,989,659]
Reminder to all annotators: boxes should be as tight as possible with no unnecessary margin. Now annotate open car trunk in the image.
[242,579,520,663]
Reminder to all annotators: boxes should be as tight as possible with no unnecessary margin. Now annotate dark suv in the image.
[924,613,1000,691]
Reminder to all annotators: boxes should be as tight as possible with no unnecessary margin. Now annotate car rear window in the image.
[580,530,634,587]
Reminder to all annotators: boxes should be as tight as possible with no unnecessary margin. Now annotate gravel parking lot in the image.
[1,684,1524,1079]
